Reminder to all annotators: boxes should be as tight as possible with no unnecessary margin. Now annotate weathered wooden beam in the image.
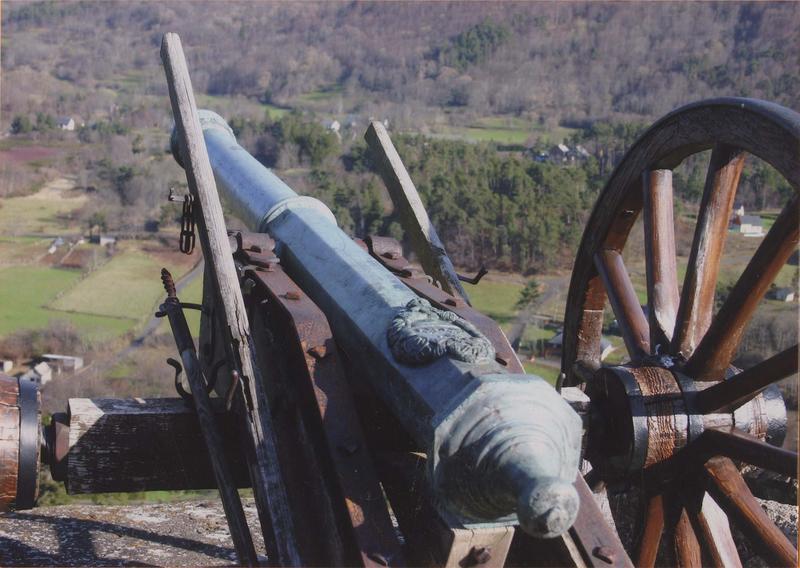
[160,269,258,566]
[375,451,514,568]
[642,169,679,350]
[635,494,664,568]
[365,121,471,303]
[62,398,249,494]
[693,345,798,413]
[687,194,799,380]
[594,249,650,361]
[704,456,797,567]
[672,145,744,360]
[161,32,301,565]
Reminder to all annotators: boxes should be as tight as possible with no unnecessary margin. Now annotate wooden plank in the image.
[161,276,258,566]
[376,452,514,568]
[0,374,20,511]
[594,249,650,361]
[635,494,664,568]
[691,492,742,568]
[365,121,470,303]
[642,169,679,350]
[160,32,301,566]
[65,397,249,493]
[704,456,797,567]
[568,476,634,568]
[247,262,405,566]
[672,144,744,359]
[673,508,701,567]
[686,194,800,380]
[696,428,797,478]
[694,345,798,413]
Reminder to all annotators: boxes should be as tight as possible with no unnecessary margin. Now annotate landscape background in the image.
[0,1,797,504]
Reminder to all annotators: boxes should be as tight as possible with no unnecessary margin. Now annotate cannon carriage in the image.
[0,34,796,567]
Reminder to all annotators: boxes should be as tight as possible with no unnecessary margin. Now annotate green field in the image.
[50,250,166,320]
[294,84,344,105]
[0,192,85,234]
[522,361,560,385]
[463,278,523,326]
[0,266,133,339]
[430,117,578,146]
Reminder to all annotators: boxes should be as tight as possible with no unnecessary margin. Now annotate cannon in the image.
[0,33,796,568]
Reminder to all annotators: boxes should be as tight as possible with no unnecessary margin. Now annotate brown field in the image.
[0,145,61,164]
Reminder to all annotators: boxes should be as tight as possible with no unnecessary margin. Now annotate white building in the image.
[58,117,76,131]
[21,362,53,386]
[767,287,796,302]
[42,354,84,373]
[730,214,764,237]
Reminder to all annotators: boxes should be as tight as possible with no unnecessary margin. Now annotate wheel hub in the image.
[585,364,787,484]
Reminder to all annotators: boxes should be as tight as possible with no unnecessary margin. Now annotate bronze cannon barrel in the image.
[171,111,584,537]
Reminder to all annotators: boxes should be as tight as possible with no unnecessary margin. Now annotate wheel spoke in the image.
[697,428,798,478]
[635,494,664,568]
[694,345,799,413]
[704,457,798,567]
[672,145,745,358]
[673,507,702,567]
[691,492,742,568]
[594,249,650,361]
[568,275,606,386]
[643,170,680,352]
[686,195,800,380]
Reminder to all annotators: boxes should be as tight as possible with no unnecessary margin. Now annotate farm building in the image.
[42,354,84,373]
[550,143,572,163]
[58,117,76,131]
[766,287,796,302]
[89,234,117,246]
[730,214,764,237]
[20,362,53,386]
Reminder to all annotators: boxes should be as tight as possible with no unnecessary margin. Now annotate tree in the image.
[10,115,32,134]
[515,279,542,312]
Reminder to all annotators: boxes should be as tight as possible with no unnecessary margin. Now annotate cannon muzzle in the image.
[171,111,583,537]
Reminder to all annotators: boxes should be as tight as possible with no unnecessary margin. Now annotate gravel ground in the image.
[0,498,266,566]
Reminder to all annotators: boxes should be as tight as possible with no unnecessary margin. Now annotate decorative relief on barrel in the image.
[387,298,495,365]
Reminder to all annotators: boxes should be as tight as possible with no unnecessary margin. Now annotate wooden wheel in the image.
[561,98,799,567]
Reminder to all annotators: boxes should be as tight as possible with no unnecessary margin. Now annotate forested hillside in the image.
[2,1,798,129]
[1,1,797,275]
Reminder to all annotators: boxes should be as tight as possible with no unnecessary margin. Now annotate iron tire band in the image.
[16,378,39,509]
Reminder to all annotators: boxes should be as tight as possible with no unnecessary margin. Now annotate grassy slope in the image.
[50,249,164,319]
[0,266,132,339]
[462,278,523,328]
[0,192,85,234]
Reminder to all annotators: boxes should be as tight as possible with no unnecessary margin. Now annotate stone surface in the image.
[732,498,798,567]
[0,498,266,566]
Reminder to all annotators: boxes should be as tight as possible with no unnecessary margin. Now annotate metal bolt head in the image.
[366,552,389,566]
[463,546,491,566]
[307,344,328,359]
[337,440,360,456]
[242,278,256,295]
[592,545,615,564]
